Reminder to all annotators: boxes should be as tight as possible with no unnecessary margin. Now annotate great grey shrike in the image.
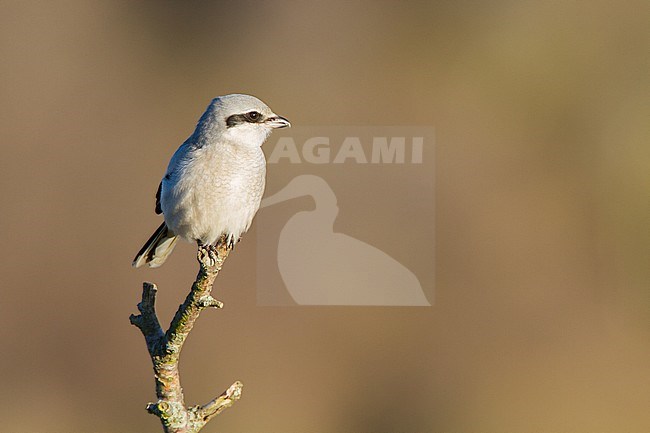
[133,94,290,268]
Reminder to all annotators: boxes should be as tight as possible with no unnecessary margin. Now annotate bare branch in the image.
[130,282,165,353]
[131,240,241,433]
[193,381,243,423]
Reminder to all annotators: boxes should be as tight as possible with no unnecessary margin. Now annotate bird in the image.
[133,94,290,268]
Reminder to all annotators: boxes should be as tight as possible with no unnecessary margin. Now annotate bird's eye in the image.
[246,111,261,122]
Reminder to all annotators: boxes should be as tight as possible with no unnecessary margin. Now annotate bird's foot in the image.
[197,241,219,267]
[222,234,240,250]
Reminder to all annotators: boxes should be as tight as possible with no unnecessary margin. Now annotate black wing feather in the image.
[155,181,163,214]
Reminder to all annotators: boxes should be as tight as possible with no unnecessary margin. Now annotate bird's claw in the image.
[222,234,241,250]
[197,242,219,267]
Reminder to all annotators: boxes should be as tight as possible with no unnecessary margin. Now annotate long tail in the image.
[132,222,179,268]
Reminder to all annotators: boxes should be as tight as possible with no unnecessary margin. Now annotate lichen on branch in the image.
[130,240,241,433]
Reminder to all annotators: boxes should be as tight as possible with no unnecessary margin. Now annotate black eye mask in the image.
[226,111,264,128]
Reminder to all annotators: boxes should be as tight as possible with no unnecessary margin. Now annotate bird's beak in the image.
[265,115,291,129]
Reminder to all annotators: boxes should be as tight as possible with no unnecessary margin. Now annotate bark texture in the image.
[130,241,242,432]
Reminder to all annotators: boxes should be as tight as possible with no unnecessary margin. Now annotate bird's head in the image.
[200,94,290,148]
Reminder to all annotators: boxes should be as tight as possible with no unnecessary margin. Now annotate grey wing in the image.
[155,138,196,215]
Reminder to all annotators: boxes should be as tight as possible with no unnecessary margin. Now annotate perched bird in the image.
[133,94,290,268]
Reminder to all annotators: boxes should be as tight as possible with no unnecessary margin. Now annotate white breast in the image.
[161,141,266,245]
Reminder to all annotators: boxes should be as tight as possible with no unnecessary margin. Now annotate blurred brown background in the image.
[1,1,649,432]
